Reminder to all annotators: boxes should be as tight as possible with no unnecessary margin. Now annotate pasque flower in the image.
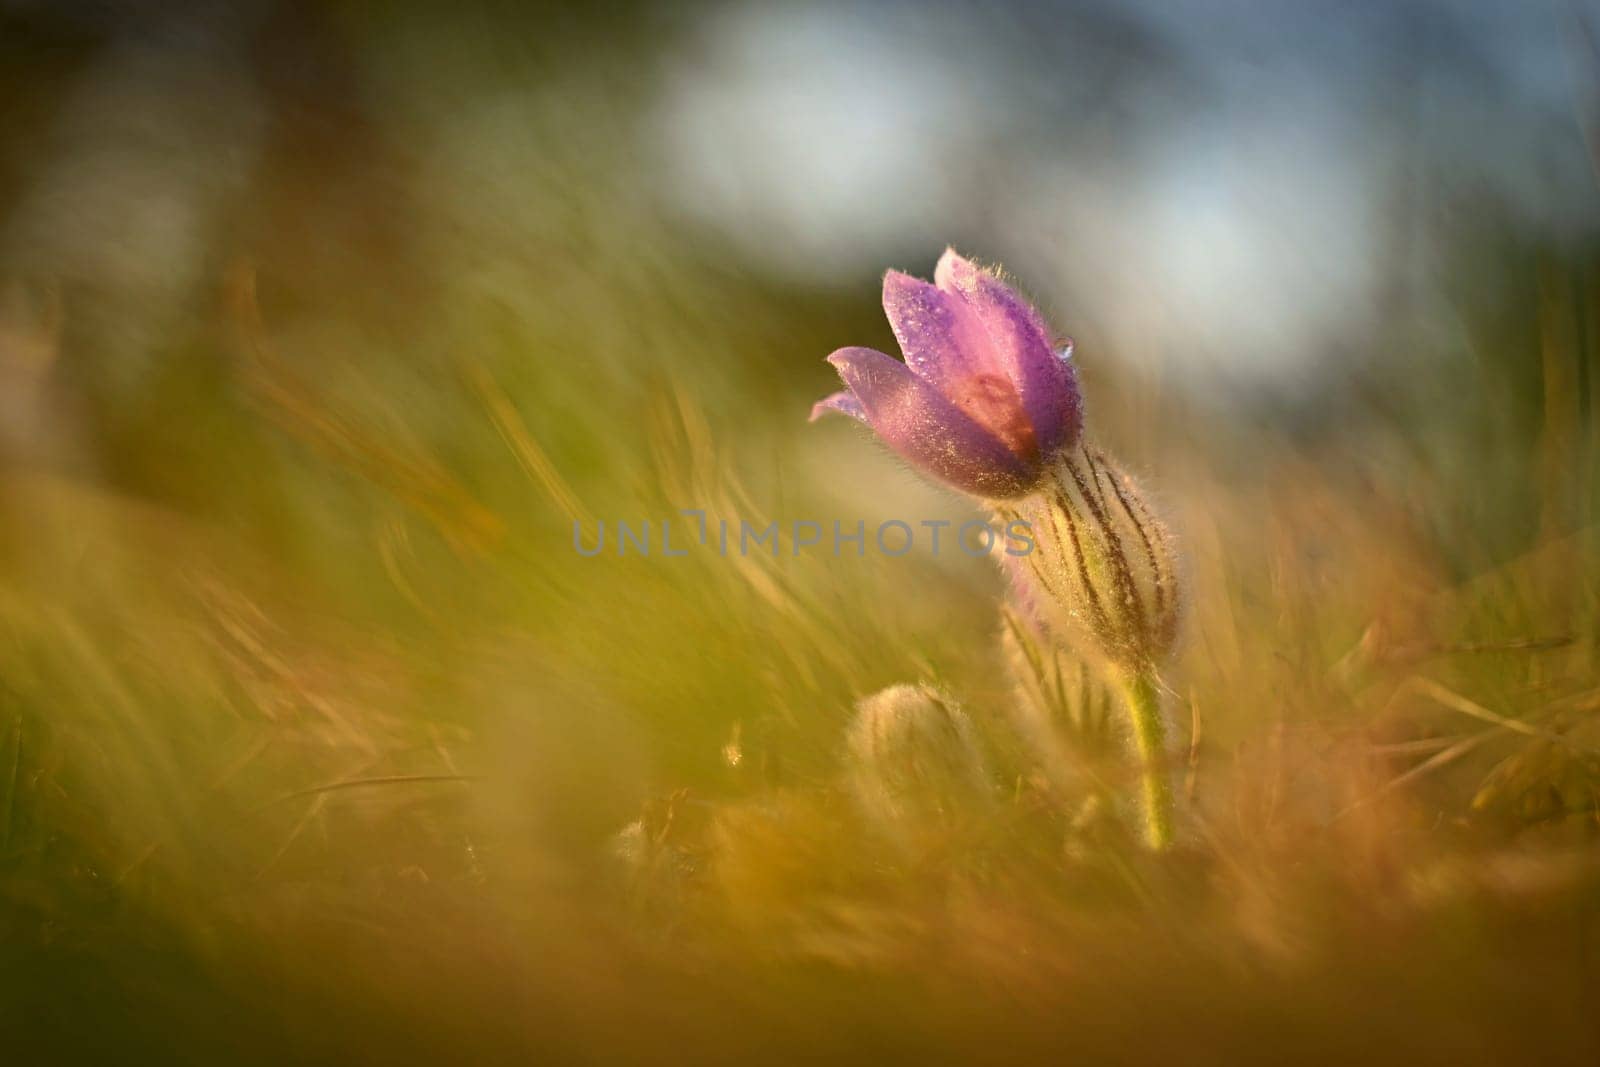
[815,250,1183,850]
[810,248,1082,498]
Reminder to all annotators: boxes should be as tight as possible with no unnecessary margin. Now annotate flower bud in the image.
[844,683,990,835]
[998,445,1181,677]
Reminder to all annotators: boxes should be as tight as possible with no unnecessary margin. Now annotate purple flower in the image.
[811,248,1082,499]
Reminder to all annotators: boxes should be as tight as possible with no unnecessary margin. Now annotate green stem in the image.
[1120,670,1174,850]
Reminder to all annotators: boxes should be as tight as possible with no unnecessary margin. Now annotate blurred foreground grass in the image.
[3,6,1600,1064]
[1,251,1597,1062]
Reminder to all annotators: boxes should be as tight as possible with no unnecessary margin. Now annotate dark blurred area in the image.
[1,0,1596,528]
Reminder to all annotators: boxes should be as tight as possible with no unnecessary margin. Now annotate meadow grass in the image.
[1,243,1597,1063]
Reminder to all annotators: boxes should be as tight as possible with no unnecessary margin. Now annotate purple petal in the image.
[882,269,1039,460]
[881,270,995,388]
[809,390,866,423]
[935,249,1082,457]
[824,346,1037,498]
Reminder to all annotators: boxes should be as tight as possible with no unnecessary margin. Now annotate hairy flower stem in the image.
[1119,669,1174,850]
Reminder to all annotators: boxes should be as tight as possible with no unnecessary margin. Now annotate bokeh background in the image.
[2,1,1599,1062]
